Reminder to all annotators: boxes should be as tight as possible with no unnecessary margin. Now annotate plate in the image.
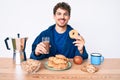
[44,61,72,71]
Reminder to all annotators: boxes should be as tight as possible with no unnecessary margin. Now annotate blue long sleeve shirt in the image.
[30,24,88,60]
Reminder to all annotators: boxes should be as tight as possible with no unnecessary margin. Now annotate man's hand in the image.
[73,35,85,54]
[35,42,48,56]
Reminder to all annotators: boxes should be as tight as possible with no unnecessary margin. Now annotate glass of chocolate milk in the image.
[42,37,50,54]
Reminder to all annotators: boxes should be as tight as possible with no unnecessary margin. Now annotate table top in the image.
[0,58,120,80]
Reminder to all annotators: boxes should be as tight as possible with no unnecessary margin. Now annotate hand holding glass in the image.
[42,37,50,54]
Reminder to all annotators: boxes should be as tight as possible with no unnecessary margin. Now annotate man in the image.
[30,2,88,60]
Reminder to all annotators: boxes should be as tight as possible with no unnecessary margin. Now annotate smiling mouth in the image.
[59,19,66,23]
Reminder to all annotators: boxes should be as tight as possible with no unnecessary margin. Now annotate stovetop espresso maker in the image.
[4,34,28,64]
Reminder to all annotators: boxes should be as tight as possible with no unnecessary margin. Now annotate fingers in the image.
[35,42,48,55]
[73,35,85,44]
[74,35,85,43]
[73,40,84,51]
[73,40,84,48]
[73,35,85,51]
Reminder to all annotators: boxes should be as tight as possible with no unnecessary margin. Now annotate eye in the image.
[56,12,61,15]
[64,13,69,16]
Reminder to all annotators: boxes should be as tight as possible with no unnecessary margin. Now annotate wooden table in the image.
[0,58,120,80]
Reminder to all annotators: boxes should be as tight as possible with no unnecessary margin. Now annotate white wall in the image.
[0,0,120,58]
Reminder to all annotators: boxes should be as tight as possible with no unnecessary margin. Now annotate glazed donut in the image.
[69,29,78,39]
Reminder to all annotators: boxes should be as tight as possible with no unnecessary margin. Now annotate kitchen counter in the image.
[0,58,120,80]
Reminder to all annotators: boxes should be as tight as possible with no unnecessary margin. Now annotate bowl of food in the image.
[21,59,41,73]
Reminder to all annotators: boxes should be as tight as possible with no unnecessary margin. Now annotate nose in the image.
[61,14,65,18]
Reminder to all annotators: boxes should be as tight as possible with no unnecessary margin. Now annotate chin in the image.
[57,23,67,28]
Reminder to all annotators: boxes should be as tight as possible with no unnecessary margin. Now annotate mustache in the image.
[58,18,66,20]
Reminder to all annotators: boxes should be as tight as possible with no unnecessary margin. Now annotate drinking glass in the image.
[42,37,50,54]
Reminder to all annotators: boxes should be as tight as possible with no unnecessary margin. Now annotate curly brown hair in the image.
[53,2,71,16]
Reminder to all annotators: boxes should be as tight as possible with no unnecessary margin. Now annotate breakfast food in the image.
[73,56,83,65]
[21,59,41,73]
[47,54,69,69]
[86,64,96,73]
[81,64,98,73]
[69,29,78,39]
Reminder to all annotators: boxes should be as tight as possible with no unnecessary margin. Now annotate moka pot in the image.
[4,34,28,64]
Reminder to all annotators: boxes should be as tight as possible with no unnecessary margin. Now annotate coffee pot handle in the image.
[4,37,10,50]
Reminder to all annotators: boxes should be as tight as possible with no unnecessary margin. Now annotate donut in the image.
[81,64,99,73]
[69,29,78,39]
[86,64,96,73]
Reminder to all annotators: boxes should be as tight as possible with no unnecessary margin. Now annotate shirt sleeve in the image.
[75,46,88,60]
[30,31,47,60]
[30,51,46,60]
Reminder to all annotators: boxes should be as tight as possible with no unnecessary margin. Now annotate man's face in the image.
[54,8,70,27]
